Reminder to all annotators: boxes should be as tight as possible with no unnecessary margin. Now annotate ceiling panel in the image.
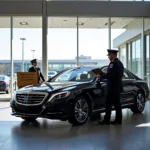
[0,16,135,28]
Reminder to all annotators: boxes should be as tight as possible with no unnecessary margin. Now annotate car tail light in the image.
[0,81,6,85]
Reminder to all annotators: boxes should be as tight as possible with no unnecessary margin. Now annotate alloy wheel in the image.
[137,93,145,111]
[74,99,89,123]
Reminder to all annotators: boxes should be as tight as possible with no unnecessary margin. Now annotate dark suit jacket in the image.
[102,58,124,93]
[28,66,45,83]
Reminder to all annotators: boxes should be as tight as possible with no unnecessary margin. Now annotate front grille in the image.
[16,92,48,106]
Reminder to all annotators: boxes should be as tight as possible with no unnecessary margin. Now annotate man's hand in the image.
[99,70,104,75]
[96,74,101,78]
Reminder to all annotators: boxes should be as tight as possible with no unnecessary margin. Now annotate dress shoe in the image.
[98,120,110,125]
[110,120,122,125]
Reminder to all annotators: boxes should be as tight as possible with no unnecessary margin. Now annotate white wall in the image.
[114,18,150,47]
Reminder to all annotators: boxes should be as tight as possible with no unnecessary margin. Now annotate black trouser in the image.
[104,90,122,122]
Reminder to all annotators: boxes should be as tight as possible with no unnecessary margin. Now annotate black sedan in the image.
[10,66,149,125]
[0,75,10,94]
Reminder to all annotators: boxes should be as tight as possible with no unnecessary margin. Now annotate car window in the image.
[102,67,134,80]
[123,71,134,79]
[51,68,95,82]
[102,67,108,73]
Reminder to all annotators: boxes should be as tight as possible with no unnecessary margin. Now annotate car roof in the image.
[67,66,104,70]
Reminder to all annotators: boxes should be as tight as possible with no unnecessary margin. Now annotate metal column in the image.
[148,32,150,87]
[141,18,146,80]
[77,16,79,66]
[130,42,132,71]
[42,0,48,81]
[126,43,128,69]
[108,17,111,49]
[22,40,24,72]
[10,16,14,97]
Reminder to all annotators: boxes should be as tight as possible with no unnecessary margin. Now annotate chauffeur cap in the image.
[30,59,37,64]
[107,49,118,55]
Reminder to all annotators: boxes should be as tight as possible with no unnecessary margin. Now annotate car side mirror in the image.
[47,77,51,82]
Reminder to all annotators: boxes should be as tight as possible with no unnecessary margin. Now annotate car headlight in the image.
[48,91,71,102]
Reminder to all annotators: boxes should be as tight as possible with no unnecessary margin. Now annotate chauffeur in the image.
[98,49,124,125]
[28,59,45,84]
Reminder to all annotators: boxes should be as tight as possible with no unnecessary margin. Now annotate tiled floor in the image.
[0,101,150,150]
[0,92,11,101]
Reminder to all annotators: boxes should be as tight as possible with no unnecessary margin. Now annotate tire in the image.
[68,96,90,126]
[21,117,37,121]
[60,118,67,121]
[130,91,145,113]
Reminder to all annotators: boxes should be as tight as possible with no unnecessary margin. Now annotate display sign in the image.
[17,72,38,88]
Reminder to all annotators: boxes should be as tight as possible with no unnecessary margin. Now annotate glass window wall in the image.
[146,35,150,87]
[131,39,142,78]
[78,17,109,67]
[119,45,127,68]
[127,43,131,71]
[48,17,77,78]
[13,16,42,72]
[0,17,11,99]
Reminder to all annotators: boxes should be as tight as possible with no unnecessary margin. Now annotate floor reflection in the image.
[0,101,150,150]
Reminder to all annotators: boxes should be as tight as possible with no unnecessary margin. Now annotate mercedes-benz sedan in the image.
[10,66,149,125]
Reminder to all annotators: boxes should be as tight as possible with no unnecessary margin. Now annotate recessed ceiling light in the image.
[20,22,28,25]
[76,22,84,26]
[105,21,115,26]
[111,21,115,25]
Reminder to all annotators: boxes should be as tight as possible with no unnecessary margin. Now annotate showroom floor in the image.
[0,101,150,150]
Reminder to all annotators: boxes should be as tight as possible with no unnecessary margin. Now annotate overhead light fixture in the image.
[111,21,115,25]
[105,21,115,26]
[76,22,84,26]
[20,22,28,25]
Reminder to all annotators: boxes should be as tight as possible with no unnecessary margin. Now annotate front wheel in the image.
[130,92,145,113]
[68,96,90,126]
[21,117,37,121]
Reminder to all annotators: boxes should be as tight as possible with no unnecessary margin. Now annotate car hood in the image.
[17,81,86,93]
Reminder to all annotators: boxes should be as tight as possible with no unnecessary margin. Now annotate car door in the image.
[121,70,136,104]
[89,68,106,110]
[100,67,133,105]
[92,67,107,110]
[92,81,106,110]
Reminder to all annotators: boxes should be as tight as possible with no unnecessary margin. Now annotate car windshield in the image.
[0,76,5,81]
[51,68,96,82]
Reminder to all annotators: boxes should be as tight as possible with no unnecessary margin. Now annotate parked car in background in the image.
[10,66,149,125]
[48,71,58,78]
[0,75,10,94]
